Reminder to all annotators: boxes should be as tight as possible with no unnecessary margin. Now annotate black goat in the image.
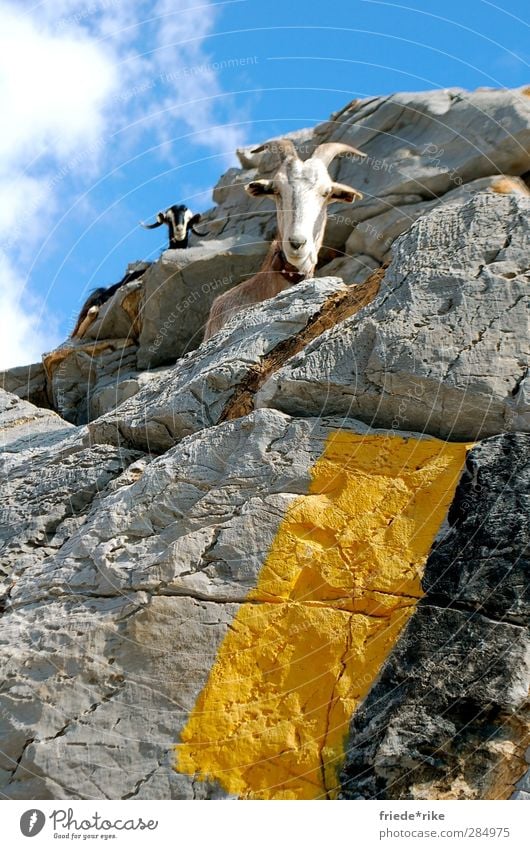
[140,204,207,249]
[71,266,147,339]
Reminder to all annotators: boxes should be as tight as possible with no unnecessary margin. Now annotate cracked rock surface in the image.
[87,277,348,452]
[257,193,530,440]
[0,404,470,799]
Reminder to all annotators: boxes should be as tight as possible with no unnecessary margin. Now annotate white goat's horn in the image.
[251,138,299,161]
[311,142,366,166]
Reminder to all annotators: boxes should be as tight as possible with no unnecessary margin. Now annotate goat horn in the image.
[311,142,366,167]
[139,220,163,230]
[251,138,299,161]
[139,215,164,230]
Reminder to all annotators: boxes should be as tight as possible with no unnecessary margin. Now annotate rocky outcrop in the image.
[137,236,270,368]
[1,86,529,801]
[86,273,382,452]
[0,405,468,799]
[2,393,527,800]
[0,390,139,604]
[215,88,530,254]
[257,192,530,440]
[3,85,525,429]
[41,261,151,425]
[0,362,50,409]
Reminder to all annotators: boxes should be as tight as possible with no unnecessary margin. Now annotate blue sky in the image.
[1,0,529,367]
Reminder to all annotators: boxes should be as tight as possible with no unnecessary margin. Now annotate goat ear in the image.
[188,213,202,226]
[330,182,363,204]
[245,179,275,197]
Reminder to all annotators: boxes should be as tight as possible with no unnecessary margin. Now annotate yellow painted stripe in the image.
[176,431,469,799]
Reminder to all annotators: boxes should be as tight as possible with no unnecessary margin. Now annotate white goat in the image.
[203,138,365,340]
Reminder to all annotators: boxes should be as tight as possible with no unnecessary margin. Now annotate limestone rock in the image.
[136,236,270,368]
[2,86,530,803]
[316,253,380,285]
[3,405,527,799]
[210,87,530,255]
[0,362,50,409]
[0,389,71,453]
[38,87,530,427]
[87,365,173,421]
[0,390,140,603]
[44,340,139,425]
[87,277,348,452]
[0,407,467,798]
[344,175,530,263]
[257,192,530,441]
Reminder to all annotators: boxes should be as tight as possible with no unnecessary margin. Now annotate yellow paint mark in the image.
[176,432,469,799]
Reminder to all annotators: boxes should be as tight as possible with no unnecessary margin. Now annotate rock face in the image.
[86,276,379,452]
[137,236,270,369]
[0,362,50,409]
[257,192,530,440]
[0,405,470,799]
[216,88,530,252]
[0,86,529,801]
[3,85,526,429]
[0,390,139,604]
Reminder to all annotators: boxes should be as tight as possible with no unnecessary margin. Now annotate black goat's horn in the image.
[139,219,164,230]
[140,211,166,230]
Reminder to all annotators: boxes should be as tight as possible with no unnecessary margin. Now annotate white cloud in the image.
[0,1,122,368]
[0,0,248,370]
[0,253,61,368]
[0,5,119,163]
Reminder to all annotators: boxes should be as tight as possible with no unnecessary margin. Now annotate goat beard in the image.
[282,248,316,277]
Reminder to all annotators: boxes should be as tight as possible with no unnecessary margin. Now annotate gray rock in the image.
[0,390,71,453]
[44,341,139,425]
[88,277,346,452]
[0,390,140,600]
[0,362,50,409]
[257,192,530,441]
[423,432,530,624]
[3,87,530,803]
[87,365,173,421]
[38,88,530,428]
[316,253,380,284]
[137,236,270,368]
[1,407,466,799]
[0,594,235,799]
[210,87,530,253]
[344,176,529,263]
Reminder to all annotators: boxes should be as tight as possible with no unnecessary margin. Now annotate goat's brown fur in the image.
[203,138,364,341]
[203,240,307,341]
